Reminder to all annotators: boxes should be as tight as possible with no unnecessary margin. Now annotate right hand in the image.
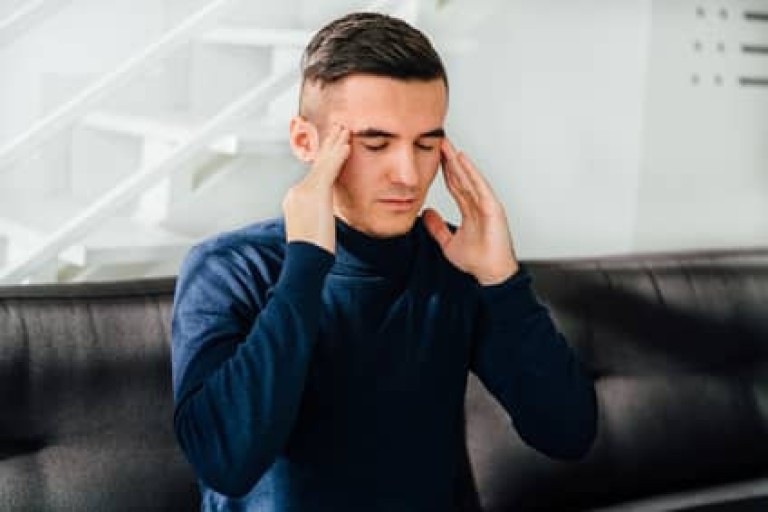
[283,124,351,254]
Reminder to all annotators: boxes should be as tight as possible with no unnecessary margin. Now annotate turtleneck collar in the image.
[332,215,422,280]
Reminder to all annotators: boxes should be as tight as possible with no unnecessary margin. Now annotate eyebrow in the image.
[352,127,446,139]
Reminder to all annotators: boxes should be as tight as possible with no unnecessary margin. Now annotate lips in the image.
[378,198,416,210]
[380,198,415,203]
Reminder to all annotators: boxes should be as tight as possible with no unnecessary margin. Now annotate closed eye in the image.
[363,143,388,151]
[415,142,437,151]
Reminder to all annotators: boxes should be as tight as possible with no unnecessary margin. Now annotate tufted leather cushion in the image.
[466,249,768,511]
[0,279,198,511]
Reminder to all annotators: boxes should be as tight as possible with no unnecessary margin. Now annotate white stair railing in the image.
[0,0,72,46]
[0,0,407,284]
[0,0,238,169]
[0,70,295,284]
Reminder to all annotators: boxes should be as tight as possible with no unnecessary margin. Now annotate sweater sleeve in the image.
[470,265,598,460]
[171,240,334,497]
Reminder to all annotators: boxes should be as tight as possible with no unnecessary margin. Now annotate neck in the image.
[333,215,421,280]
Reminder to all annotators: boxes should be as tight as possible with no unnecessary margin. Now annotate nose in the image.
[389,148,419,188]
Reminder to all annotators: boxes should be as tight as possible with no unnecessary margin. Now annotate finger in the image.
[327,125,351,159]
[320,123,346,151]
[311,125,350,182]
[441,158,476,221]
[422,208,452,251]
[441,143,482,220]
[441,139,473,194]
[441,140,481,207]
[456,151,498,204]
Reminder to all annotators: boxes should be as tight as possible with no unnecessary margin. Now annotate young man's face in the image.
[310,74,448,238]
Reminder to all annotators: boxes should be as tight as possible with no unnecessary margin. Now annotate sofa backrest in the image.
[0,278,198,511]
[466,249,768,511]
[2,248,767,511]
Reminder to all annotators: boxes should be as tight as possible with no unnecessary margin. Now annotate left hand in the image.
[423,138,519,286]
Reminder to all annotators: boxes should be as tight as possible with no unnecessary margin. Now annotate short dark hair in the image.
[301,12,448,89]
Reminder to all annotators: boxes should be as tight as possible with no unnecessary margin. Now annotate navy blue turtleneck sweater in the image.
[171,215,596,511]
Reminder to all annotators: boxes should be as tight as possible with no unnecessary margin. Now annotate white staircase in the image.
[80,111,288,157]
[0,0,418,285]
[0,197,190,282]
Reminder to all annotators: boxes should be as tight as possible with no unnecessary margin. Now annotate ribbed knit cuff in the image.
[275,241,335,296]
[478,264,541,318]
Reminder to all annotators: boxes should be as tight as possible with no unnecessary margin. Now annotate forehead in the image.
[319,74,447,134]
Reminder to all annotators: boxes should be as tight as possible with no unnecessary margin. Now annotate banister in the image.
[0,0,72,46]
[0,0,237,168]
[0,0,401,284]
[0,70,295,284]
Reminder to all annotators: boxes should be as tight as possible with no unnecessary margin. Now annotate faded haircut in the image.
[299,12,447,114]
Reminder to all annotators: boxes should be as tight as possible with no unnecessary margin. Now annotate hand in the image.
[423,139,519,286]
[283,124,350,254]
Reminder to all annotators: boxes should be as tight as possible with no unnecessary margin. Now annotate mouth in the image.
[378,198,417,211]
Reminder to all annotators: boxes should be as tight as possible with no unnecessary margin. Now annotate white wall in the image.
[635,0,768,251]
[424,0,652,258]
[426,0,768,258]
[0,0,209,144]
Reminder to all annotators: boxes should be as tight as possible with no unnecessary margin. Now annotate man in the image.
[171,12,597,511]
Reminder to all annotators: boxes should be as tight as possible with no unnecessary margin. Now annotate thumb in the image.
[422,208,452,251]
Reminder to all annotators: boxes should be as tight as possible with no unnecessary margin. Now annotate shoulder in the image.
[192,217,286,257]
[178,217,287,288]
[185,217,287,266]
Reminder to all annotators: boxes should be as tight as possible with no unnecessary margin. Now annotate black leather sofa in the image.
[0,248,766,511]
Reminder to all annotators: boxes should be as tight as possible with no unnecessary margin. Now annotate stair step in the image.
[65,259,180,283]
[0,216,43,265]
[234,119,288,154]
[201,26,313,47]
[0,208,191,269]
[163,151,303,237]
[70,217,191,266]
[0,193,85,232]
[82,111,192,142]
[81,110,288,155]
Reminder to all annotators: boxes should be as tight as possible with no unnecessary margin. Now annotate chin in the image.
[366,214,419,238]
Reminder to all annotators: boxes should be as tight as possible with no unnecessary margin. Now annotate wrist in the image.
[277,241,335,294]
[475,259,519,286]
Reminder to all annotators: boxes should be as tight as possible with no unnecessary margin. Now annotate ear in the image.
[289,116,319,163]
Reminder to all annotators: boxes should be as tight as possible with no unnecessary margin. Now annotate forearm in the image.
[472,267,597,460]
[172,242,333,496]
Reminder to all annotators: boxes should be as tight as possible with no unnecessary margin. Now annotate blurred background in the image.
[0,0,766,284]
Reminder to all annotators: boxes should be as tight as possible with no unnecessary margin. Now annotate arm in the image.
[423,138,597,459]
[172,124,351,496]
[172,240,333,496]
[471,267,597,459]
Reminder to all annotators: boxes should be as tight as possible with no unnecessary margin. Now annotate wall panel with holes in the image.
[635,0,768,251]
